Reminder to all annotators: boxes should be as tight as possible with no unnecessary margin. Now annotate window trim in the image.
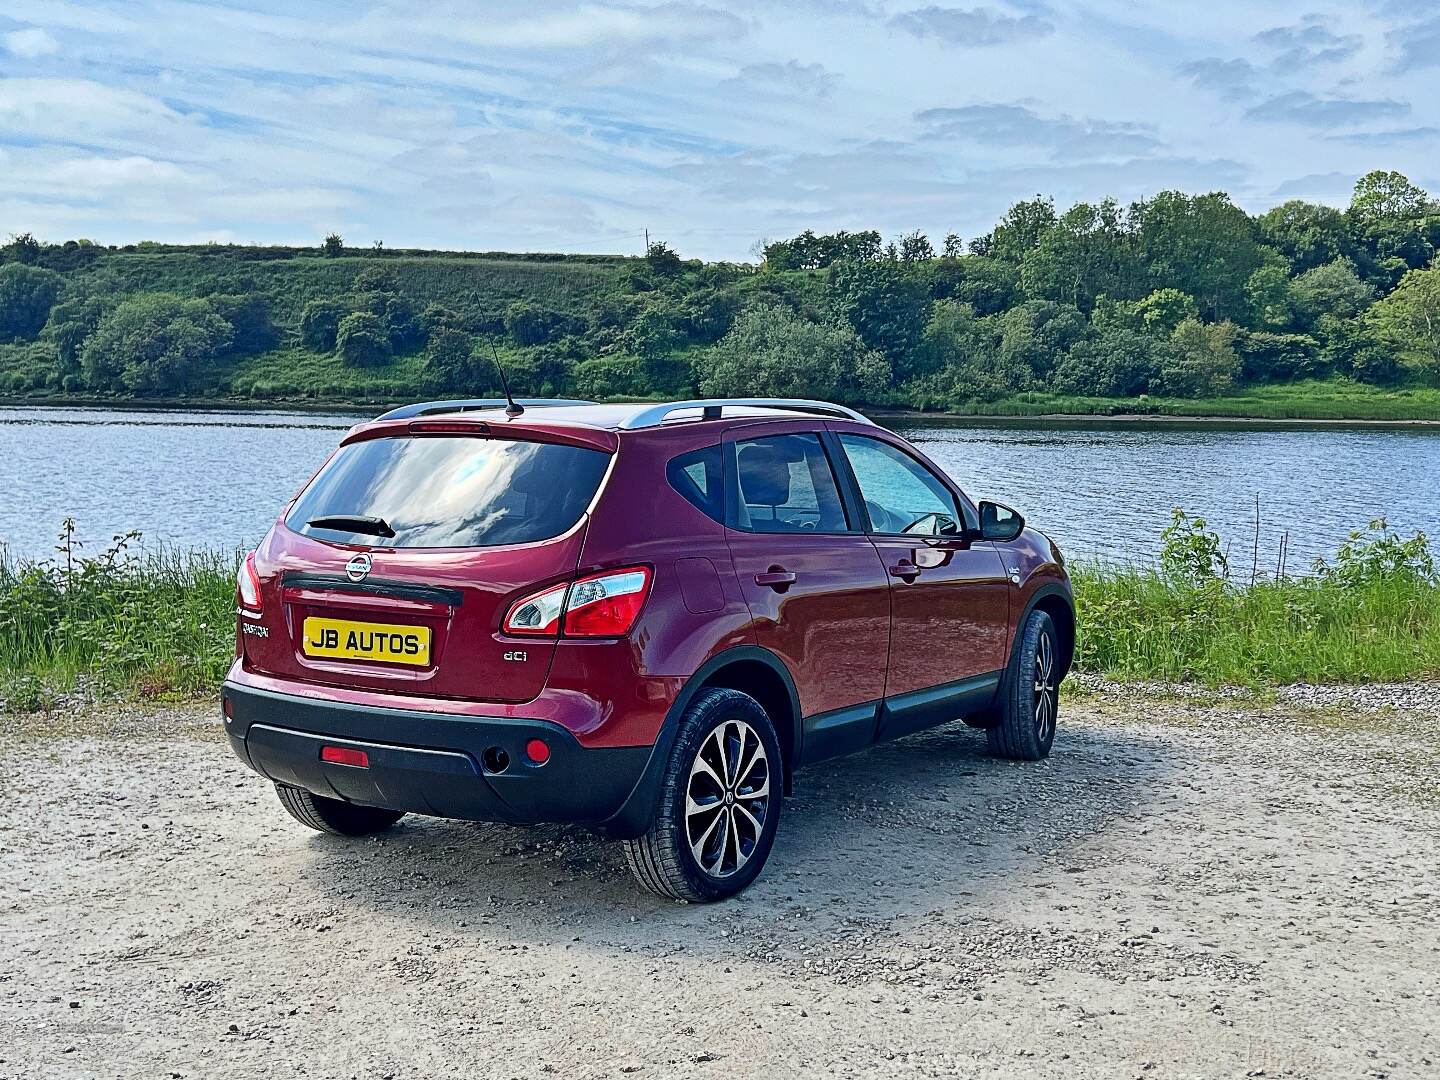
[828,429,977,539]
[722,430,857,536]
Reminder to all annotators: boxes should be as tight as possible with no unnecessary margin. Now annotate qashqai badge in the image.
[345,553,373,582]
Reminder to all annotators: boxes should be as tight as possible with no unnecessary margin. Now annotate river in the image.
[4,405,1437,572]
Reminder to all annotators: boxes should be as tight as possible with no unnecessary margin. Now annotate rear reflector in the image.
[525,738,551,765]
[321,745,369,768]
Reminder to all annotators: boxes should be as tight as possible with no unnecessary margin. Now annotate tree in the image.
[897,231,935,263]
[1365,266,1440,375]
[644,241,683,277]
[300,299,347,352]
[1131,289,1199,336]
[323,233,344,257]
[1053,326,1161,397]
[80,294,232,392]
[928,255,1019,315]
[994,300,1087,382]
[3,232,42,265]
[942,233,963,258]
[912,301,1022,400]
[1157,319,1240,396]
[974,196,1056,262]
[504,301,574,346]
[1019,199,1141,312]
[0,263,62,341]
[335,312,393,368]
[422,327,479,391]
[1347,171,1437,283]
[1349,170,1431,227]
[1236,330,1323,382]
[1244,262,1299,329]
[762,229,882,270]
[207,293,277,354]
[825,258,931,375]
[1256,200,1352,274]
[1130,191,1266,320]
[43,295,107,370]
[700,304,889,401]
[1290,259,1374,327]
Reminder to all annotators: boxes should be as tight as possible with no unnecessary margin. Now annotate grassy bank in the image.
[937,380,1440,422]
[2,519,1436,712]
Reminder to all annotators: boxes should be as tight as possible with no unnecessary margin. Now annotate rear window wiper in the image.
[306,514,397,538]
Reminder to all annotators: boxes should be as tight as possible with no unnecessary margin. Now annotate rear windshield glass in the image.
[286,436,610,548]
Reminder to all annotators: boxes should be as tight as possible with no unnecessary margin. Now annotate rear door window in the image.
[731,433,849,534]
[286,435,610,548]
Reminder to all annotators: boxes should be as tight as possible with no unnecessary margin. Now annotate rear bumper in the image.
[222,681,653,830]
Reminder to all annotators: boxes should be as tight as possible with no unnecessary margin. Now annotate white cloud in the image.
[0,1,1435,256]
[3,27,59,58]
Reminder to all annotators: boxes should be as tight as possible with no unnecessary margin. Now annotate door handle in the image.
[754,568,797,591]
[889,560,920,581]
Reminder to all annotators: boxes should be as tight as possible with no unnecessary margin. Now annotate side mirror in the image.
[979,500,1024,542]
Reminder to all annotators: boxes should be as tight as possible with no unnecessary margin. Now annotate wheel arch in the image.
[1026,585,1076,680]
[598,646,802,840]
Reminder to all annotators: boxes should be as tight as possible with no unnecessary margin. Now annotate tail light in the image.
[236,551,262,613]
[502,566,652,638]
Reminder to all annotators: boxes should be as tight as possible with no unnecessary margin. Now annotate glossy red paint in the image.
[226,402,1073,767]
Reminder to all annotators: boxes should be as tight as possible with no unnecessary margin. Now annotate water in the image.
[3,405,1437,572]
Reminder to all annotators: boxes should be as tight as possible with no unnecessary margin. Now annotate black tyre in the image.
[623,688,783,902]
[274,783,406,836]
[986,609,1060,761]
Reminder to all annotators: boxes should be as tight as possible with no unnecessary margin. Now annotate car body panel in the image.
[225,400,1075,830]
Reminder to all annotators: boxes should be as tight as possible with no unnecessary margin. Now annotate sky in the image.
[1,1,1438,261]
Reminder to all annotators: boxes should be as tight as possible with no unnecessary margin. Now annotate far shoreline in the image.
[4,394,1440,430]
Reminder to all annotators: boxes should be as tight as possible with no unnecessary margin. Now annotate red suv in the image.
[222,398,1073,901]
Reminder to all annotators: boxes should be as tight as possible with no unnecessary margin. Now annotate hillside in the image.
[1,169,1438,419]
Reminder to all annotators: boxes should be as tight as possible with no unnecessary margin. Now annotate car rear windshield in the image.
[286,435,610,548]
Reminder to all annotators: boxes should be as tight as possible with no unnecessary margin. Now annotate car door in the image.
[723,425,892,763]
[831,428,1012,741]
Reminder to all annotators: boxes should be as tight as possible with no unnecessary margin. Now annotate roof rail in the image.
[617,398,873,430]
[375,398,597,421]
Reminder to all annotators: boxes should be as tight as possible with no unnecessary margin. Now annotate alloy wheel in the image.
[685,719,770,878]
[1033,629,1056,743]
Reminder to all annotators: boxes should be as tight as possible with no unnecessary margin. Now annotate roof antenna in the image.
[487,340,524,419]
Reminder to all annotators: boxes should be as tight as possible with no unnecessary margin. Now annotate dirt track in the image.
[2,687,1437,1079]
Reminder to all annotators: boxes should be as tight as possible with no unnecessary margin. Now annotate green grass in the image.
[0,537,238,710]
[1072,565,1440,684]
[3,535,1437,713]
[945,380,1440,421]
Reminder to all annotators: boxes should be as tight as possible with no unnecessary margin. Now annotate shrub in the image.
[299,299,346,352]
[700,303,890,401]
[0,263,63,342]
[80,294,232,393]
[335,312,393,368]
[1157,319,1240,396]
[207,293,277,354]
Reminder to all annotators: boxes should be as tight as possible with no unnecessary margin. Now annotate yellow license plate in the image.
[302,617,431,666]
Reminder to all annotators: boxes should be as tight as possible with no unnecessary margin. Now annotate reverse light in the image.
[501,566,652,639]
[502,582,568,635]
[236,551,262,613]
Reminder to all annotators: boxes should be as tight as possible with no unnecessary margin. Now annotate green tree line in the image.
[1,169,1438,409]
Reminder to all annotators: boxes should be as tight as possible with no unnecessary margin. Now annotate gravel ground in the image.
[1,687,1437,1079]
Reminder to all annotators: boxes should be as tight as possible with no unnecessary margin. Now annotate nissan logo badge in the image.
[345,553,373,582]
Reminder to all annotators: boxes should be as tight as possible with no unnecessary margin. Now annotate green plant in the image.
[1159,507,1229,583]
[1313,519,1435,587]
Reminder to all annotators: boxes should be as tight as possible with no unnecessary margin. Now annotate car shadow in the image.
[298,715,1174,954]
